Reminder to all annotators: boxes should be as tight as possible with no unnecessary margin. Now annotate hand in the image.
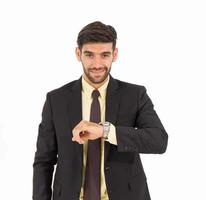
[72,120,103,144]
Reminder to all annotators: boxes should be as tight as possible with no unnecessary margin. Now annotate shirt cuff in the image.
[106,123,117,145]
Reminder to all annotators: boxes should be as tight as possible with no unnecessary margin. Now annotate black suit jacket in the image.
[33,75,168,200]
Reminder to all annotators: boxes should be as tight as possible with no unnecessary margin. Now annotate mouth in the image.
[90,69,105,75]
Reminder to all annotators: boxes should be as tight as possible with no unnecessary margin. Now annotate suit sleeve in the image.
[33,93,58,200]
[116,86,168,154]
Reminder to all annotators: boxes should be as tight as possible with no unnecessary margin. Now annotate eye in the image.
[85,53,93,58]
[102,54,110,58]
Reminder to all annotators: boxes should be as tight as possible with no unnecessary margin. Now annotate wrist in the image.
[99,125,104,137]
[99,122,110,139]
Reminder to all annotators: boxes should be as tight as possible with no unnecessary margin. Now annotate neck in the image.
[83,74,109,89]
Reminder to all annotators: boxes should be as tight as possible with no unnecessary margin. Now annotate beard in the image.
[82,65,112,84]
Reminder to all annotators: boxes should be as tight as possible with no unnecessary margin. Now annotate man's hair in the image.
[77,21,117,50]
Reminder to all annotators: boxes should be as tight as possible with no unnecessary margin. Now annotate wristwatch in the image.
[99,122,110,139]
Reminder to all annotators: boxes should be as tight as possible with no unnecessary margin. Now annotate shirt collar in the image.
[81,74,110,99]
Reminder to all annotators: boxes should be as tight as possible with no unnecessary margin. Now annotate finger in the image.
[72,120,91,136]
[73,125,85,136]
[72,131,85,144]
[72,130,80,141]
[72,121,89,143]
[73,132,81,141]
[72,136,83,144]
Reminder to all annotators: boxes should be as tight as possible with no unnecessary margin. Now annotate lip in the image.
[90,69,105,74]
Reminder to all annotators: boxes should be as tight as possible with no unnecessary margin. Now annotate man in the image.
[33,21,168,200]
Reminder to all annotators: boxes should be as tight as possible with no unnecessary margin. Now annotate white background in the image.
[0,0,206,199]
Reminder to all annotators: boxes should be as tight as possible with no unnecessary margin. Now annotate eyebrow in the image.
[83,50,112,55]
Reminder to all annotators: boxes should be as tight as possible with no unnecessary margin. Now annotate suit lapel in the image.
[67,77,83,163]
[105,75,120,124]
[104,75,120,162]
[68,77,82,131]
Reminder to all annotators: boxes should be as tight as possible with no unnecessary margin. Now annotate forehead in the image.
[81,42,113,53]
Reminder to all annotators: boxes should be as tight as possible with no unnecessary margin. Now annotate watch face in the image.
[105,122,110,126]
[103,122,110,139]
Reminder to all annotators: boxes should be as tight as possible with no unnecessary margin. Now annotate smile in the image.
[90,69,105,74]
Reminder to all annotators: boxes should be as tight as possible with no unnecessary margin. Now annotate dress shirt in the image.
[79,74,117,200]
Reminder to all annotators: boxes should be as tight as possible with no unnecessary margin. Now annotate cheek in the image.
[105,60,113,67]
[81,59,91,68]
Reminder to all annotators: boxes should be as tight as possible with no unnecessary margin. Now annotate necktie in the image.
[83,89,101,200]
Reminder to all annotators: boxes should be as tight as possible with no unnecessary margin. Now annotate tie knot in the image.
[91,89,100,99]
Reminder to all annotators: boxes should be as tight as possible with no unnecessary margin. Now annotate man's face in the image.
[75,42,118,84]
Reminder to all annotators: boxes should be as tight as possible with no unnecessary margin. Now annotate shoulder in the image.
[46,78,79,98]
[113,78,151,106]
[115,78,147,94]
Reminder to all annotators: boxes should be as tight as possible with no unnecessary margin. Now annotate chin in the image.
[91,77,105,84]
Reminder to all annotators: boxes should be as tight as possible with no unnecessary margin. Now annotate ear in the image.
[112,48,118,62]
[75,47,81,61]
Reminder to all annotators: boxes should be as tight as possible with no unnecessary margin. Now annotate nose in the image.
[92,55,102,66]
